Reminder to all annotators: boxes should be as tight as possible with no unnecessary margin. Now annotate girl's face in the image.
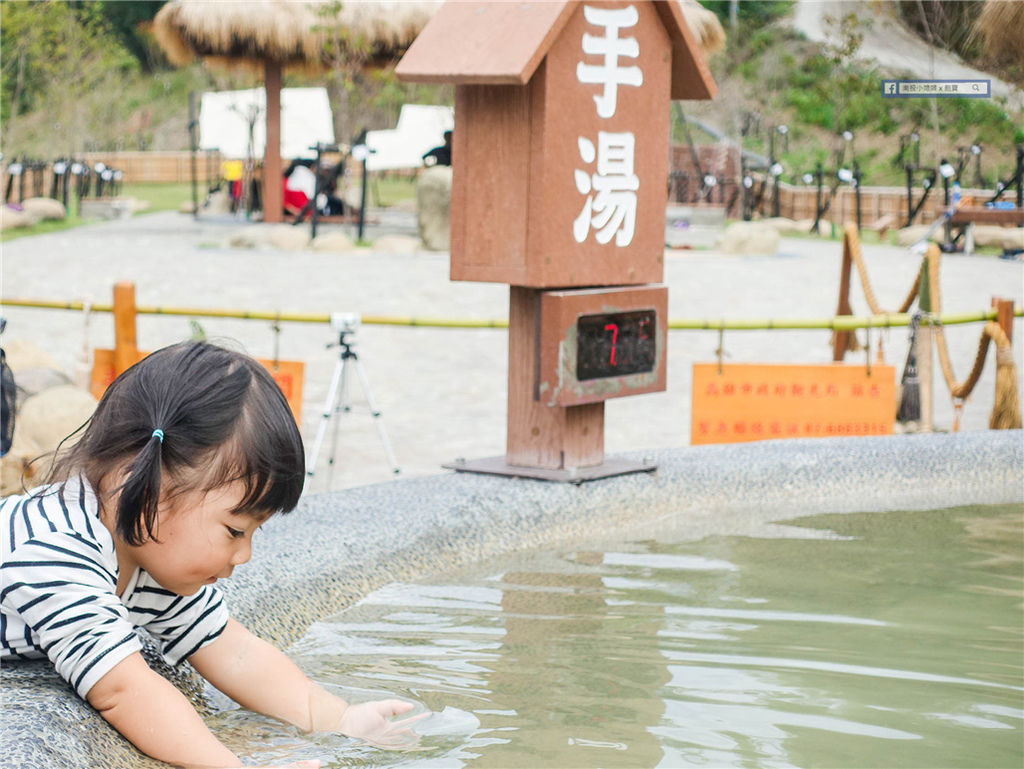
[126,482,269,596]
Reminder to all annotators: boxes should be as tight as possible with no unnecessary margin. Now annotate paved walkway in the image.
[2,209,1021,492]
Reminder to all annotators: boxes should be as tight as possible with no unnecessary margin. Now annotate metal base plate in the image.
[442,455,657,484]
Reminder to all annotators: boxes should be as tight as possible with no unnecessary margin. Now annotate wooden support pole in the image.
[917,253,934,432]
[506,287,604,469]
[112,281,138,376]
[832,226,855,361]
[992,296,1014,342]
[262,60,283,224]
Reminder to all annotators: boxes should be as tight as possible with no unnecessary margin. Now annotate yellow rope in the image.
[845,223,921,316]
[925,242,1018,403]
[0,296,1006,332]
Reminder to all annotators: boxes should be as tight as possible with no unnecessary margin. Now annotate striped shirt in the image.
[1,476,229,699]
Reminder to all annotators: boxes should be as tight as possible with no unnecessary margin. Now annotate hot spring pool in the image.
[209,503,1023,768]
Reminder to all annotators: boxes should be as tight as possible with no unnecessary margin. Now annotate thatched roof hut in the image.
[154,0,724,222]
[154,0,438,221]
[974,0,1024,75]
[679,0,726,56]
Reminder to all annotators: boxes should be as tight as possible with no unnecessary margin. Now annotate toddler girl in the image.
[1,341,422,767]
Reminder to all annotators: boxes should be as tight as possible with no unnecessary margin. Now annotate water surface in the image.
[211,504,1023,768]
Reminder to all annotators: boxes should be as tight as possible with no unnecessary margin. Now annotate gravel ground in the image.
[2,208,1021,493]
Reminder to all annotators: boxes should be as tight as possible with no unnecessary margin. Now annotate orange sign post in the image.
[397,1,715,481]
[90,349,304,426]
[691,363,896,445]
[90,280,305,425]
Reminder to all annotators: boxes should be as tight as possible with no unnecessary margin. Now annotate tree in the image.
[1,2,138,154]
[97,0,169,72]
[311,1,450,145]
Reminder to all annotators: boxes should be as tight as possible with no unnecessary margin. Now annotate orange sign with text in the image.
[691,362,895,445]
[90,349,304,425]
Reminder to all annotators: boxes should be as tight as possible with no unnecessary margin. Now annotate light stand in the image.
[306,314,400,486]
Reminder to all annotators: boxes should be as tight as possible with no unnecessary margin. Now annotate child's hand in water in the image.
[336,700,430,748]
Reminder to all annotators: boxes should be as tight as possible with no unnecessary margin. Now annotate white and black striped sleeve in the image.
[128,575,229,665]
[1,529,142,699]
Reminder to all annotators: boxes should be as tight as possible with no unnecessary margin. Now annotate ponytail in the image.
[115,429,165,545]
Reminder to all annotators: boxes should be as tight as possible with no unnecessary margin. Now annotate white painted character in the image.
[573,132,640,246]
[576,4,643,119]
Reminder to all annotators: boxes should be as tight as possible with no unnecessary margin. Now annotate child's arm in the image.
[189,619,423,745]
[87,652,241,768]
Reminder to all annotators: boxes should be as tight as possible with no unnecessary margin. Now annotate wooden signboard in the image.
[691,363,895,446]
[90,349,305,424]
[397,0,715,288]
[538,285,667,407]
[398,2,716,479]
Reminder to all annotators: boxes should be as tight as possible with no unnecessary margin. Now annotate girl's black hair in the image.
[49,341,305,546]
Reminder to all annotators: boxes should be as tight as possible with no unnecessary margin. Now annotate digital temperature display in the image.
[576,309,657,381]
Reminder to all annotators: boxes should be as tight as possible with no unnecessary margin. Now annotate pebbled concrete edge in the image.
[3,431,1022,768]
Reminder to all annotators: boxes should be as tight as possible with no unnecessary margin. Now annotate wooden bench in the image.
[945,206,1024,254]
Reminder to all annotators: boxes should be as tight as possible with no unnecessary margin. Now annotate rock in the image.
[973,224,1014,248]
[761,217,802,234]
[871,214,897,238]
[226,228,262,249]
[1000,228,1024,251]
[20,197,66,222]
[266,224,309,251]
[14,367,73,402]
[0,430,44,496]
[714,221,780,255]
[416,165,452,252]
[895,225,940,247]
[80,198,133,220]
[17,385,97,455]
[371,234,422,254]
[310,231,357,252]
[0,205,33,231]
[794,218,831,236]
[2,339,61,372]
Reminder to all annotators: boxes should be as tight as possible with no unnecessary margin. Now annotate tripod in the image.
[306,327,400,484]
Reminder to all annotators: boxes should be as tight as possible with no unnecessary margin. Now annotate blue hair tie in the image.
[152,429,165,443]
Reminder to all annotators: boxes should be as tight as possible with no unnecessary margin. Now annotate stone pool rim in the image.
[2,430,1022,768]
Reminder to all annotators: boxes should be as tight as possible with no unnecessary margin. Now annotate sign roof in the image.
[396,0,715,100]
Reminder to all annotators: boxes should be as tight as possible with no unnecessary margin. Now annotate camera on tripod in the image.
[330,312,361,335]
[307,310,399,484]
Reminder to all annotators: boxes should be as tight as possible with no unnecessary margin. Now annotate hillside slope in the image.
[790,0,1023,108]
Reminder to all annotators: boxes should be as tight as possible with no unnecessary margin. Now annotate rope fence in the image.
[836,222,1021,430]
[1,296,1016,332]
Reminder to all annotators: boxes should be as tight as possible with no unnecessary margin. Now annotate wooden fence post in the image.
[832,226,855,361]
[916,250,935,432]
[992,296,1014,342]
[112,281,138,376]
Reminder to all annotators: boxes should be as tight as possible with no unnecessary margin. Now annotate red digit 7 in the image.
[605,323,619,366]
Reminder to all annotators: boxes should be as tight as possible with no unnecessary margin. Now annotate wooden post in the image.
[506,287,604,469]
[112,281,138,376]
[993,296,1014,342]
[917,253,934,432]
[262,60,283,224]
[832,226,855,361]
[397,2,714,481]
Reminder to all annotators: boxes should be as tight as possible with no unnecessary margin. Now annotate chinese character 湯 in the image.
[573,132,639,246]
